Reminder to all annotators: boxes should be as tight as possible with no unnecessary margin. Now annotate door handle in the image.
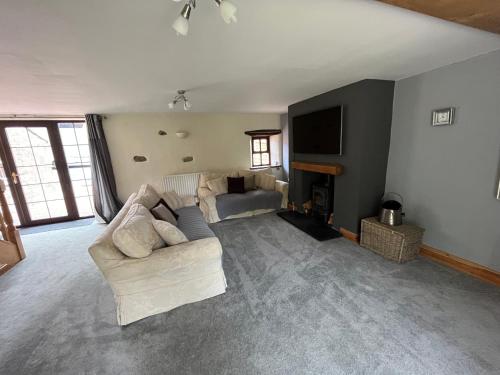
[11,172,18,185]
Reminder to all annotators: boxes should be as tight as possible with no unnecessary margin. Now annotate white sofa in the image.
[88,185,227,326]
[197,169,289,223]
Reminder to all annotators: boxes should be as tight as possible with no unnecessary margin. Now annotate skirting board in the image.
[420,244,500,287]
[340,227,359,243]
[0,263,11,276]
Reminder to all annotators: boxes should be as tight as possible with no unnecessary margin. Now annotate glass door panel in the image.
[58,122,93,217]
[5,126,68,222]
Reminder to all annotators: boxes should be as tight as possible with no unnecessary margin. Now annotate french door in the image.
[0,121,93,227]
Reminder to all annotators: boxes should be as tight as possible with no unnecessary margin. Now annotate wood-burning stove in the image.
[311,175,334,223]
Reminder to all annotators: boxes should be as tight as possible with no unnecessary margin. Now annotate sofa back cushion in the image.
[239,169,274,190]
[152,219,189,246]
[112,203,165,258]
[199,170,237,189]
[238,170,256,191]
[207,177,228,196]
[258,174,276,191]
[133,184,161,209]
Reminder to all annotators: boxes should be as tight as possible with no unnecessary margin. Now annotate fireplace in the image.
[277,161,343,241]
[312,177,334,223]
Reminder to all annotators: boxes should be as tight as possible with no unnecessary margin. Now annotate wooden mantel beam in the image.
[292,161,344,176]
[378,0,500,35]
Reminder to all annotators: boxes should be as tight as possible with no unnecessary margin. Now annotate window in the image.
[251,136,270,168]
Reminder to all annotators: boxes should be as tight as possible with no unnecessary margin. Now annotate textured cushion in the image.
[207,177,228,196]
[133,184,161,209]
[161,191,185,211]
[150,202,177,226]
[238,170,256,191]
[152,219,188,246]
[254,169,272,189]
[181,195,196,207]
[227,176,245,194]
[258,174,276,191]
[199,171,238,189]
[113,204,165,258]
[176,206,216,241]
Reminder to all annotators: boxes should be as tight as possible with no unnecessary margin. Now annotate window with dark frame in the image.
[251,136,271,167]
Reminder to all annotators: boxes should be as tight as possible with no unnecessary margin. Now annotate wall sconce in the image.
[496,177,500,200]
[176,131,189,139]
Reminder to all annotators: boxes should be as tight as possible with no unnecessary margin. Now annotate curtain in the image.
[86,114,122,223]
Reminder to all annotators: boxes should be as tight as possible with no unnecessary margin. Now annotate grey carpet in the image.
[18,218,95,235]
[1,213,499,374]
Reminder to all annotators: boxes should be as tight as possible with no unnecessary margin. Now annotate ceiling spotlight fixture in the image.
[168,90,191,111]
[171,0,237,36]
[214,0,237,24]
[172,0,195,36]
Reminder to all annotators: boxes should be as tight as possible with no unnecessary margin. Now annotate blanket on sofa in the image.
[215,190,282,220]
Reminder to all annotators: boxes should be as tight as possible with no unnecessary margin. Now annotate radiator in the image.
[162,173,201,197]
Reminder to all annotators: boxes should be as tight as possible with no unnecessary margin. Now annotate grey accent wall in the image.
[281,113,289,181]
[289,79,395,233]
[386,50,500,272]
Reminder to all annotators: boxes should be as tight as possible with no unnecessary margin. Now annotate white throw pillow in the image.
[113,204,165,258]
[152,219,189,246]
[133,184,161,209]
[207,177,228,196]
[257,174,276,191]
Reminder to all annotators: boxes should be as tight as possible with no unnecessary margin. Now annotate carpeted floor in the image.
[1,213,499,374]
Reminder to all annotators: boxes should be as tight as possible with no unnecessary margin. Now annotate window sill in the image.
[250,165,282,170]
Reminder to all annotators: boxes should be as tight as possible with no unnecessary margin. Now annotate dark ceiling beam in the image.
[378,0,500,34]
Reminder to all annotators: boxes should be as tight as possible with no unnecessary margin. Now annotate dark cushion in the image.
[227,176,245,194]
[151,199,179,220]
[175,206,216,241]
[150,203,177,226]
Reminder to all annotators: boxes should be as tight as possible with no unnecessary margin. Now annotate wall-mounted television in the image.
[293,106,343,155]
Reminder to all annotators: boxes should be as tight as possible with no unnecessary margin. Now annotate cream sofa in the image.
[198,169,289,223]
[88,185,227,326]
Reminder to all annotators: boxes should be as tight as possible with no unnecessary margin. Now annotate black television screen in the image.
[293,106,343,155]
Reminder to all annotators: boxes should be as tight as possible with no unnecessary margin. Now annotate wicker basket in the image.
[360,217,424,263]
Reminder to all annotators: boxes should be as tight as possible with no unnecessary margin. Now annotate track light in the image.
[215,0,237,24]
[172,1,195,36]
[171,0,237,36]
[169,90,191,111]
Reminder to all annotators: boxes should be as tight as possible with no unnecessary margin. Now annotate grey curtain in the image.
[86,114,122,223]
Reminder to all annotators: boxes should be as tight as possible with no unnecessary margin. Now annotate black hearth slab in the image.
[276,211,342,241]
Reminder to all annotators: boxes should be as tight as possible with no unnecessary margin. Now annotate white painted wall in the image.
[386,50,500,271]
[104,113,281,200]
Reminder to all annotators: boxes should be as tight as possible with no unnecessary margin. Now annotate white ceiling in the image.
[1,0,500,115]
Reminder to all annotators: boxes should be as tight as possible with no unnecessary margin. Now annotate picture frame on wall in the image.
[432,107,455,126]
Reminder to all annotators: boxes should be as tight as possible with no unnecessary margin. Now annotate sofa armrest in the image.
[198,187,216,199]
[102,237,224,296]
[275,180,289,209]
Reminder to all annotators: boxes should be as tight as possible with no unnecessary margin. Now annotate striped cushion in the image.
[175,206,215,241]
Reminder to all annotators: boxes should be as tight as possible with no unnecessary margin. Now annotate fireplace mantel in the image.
[292,161,344,176]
